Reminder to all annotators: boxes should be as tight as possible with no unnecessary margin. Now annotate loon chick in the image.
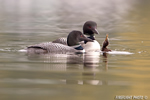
[52,21,100,52]
[101,34,111,52]
[27,31,93,54]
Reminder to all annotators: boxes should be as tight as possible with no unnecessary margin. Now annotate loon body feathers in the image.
[27,31,93,54]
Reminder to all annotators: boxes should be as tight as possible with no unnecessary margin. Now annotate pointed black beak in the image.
[79,35,93,42]
[92,28,99,34]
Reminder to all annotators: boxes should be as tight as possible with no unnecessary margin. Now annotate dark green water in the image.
[0,0,150,100]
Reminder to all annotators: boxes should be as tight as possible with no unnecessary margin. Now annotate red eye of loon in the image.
[89,26,92,28]
[81,35,83,37]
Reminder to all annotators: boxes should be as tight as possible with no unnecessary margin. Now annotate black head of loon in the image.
[67,30,93,50]
[83,21,99,38]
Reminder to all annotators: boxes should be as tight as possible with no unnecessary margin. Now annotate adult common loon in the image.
[27,31,93,54]
[82,21,100,52]
[52,21,100,52]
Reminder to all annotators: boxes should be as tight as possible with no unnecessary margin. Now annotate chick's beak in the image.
[105,34,108,41]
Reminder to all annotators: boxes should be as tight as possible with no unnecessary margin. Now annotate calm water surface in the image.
[0,0,150,100]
